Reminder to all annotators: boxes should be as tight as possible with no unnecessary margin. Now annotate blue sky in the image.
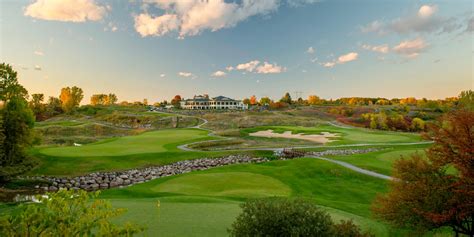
[1,0,472,103]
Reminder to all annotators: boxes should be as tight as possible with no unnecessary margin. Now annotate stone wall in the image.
[28,155,268,192]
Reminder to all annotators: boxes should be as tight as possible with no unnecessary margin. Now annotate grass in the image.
[30,128,273,176]
[100,158,404,236]
[327,145,428,176]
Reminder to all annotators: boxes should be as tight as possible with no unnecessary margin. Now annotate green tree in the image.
[45,96,63,117]
[0,63,35,181]
[0,189,145,236]
[458,90,473,110]
[29,93,45,120]
[259,97,272,106]
[279,92,292,104]
[410,118,425,131]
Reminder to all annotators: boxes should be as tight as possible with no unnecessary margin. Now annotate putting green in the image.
[40,128,211,157]
[152,172,291,198]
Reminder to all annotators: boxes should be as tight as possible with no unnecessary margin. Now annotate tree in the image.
[410,117,425,131]
[259,97,272,106]
[0,189,145,236]
[280,92,292,104]
[29,93,45,120]
[308,95,321,105]
[143,98,148,106]
[171,95,182,108]
[0,63,35,181]
[60,86,83,113]
[229,198,371,237]
[249,95,257,105]
[458,90,473,110]
[107,93,118,105]
[242,98,250,105]
[45,96,62,117]
[373,109,474,236]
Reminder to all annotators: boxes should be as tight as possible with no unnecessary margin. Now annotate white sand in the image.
[249,130,339,144]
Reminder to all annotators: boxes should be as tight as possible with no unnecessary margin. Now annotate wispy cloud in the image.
[362,44,389,54]
[34,65,42,71]
[34,50,44,56]
[24,0,108,22]
[306,46,315,54]
[321,52,358,68]
[256,62,286,74]
[392,38,427,58]
[178,71,196,79]
[236,60,260,72]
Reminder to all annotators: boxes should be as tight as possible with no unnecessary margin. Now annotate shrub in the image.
[0,189,145,236]
[229,198,371,237]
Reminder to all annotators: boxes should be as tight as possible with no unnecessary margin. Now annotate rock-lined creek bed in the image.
[19,148,381,192]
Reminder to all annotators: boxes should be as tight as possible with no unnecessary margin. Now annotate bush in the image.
[0,189,145,236]
[229,198,371,237]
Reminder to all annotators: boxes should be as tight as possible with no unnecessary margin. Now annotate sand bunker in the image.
[249,130,339,144]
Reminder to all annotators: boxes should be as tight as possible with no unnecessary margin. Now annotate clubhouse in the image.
[180,95,247,110]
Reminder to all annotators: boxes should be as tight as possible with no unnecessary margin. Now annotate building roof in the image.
[212,96,234,101]
[183,95,240,102]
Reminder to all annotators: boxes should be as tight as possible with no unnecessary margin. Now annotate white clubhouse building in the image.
[180,95,247,110]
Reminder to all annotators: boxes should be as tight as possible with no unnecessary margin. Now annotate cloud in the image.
[34,65,42,71]
[392,38,427,58]
[418,5,437,18]
[160,73,166,78]
[362,44,389,54]
[178,72,195,78]
[212,70,227,77]
[321,52,358,68]
[236,60,260,72]
[306,46,315,54]
[287,0,321,7]
[225,66,234,71]
[361,5,466,36]
[322,62,335,68]
[135,0,278,38]
[34,50,44,56]
[466,16,474,33]
[134,13,179,37]
[337,52,358,63]
[255,62,286,74]
[24,0,107,22]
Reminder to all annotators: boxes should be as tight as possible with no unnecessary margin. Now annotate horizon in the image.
[1,0,473,103]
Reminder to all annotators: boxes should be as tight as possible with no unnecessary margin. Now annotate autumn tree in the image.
[0,63,35,181]
[242,98,250,105]
[108,93,118,105]
[249,95,258,105]
[60,86,83,113]
[280,92,292,104]
[171,95,182,108]
[373,109,474,236]
[308,95,321,105]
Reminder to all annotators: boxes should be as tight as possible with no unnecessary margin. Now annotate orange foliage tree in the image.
[372,109,474,236]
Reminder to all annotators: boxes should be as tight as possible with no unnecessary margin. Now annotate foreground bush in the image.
[229,198,372,237]
[0,189,145,236]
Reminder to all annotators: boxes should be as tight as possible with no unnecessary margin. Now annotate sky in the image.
[0,0,473,103]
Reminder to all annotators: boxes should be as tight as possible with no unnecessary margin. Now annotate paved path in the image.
[308,156,393,180]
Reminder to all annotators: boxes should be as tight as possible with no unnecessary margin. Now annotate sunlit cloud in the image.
[34,50,44,56]
[34,65,42,70]
[362,44,389,54]
[134,0,278,38]
[160,74,166,78]
[337,52,358,63]
[212,70,227,77]
[24,0,108,22]
[236,60,260,72]
[255,62,286,74]
[392,38,427,58]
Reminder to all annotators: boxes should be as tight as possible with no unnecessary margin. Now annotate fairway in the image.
[40,128,212,157]
[101,158,405,236]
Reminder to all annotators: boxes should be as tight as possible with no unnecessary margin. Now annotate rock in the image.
[49,186,58,191]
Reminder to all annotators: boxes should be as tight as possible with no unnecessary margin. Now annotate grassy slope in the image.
[30,128,273,176]
[101,158,403,236]
[327,144,429,176]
